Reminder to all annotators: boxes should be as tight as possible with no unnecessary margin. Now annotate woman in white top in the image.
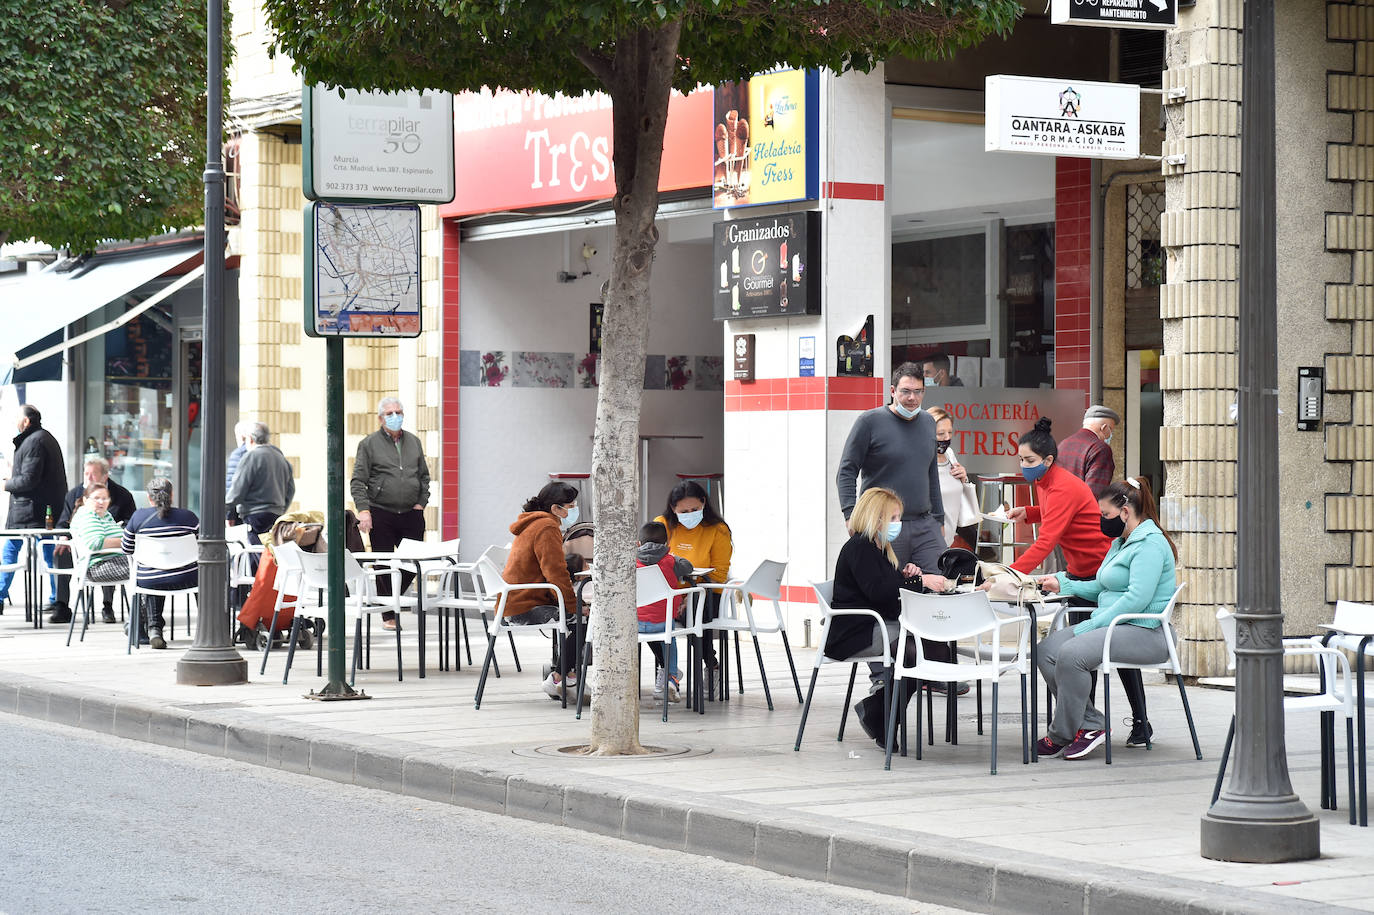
[927,407,979,549]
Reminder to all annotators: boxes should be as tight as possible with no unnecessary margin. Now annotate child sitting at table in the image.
[637,521,694,703]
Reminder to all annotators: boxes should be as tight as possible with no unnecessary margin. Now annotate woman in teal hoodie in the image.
[1033,477,1179,760]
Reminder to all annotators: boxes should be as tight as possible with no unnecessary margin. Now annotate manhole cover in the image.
[515,743,712,760]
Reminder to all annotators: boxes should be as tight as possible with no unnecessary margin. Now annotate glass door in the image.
[175,331,204,517]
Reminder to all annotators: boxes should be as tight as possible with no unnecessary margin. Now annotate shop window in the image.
[1125,181,1164,351]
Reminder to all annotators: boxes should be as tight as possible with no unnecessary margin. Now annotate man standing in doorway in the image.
[0,405,68,614]
[226,422,296,544]
[51,456,137,623]
[1058,404,1119,498]
[351,396,430,630]
[921,354,964,387]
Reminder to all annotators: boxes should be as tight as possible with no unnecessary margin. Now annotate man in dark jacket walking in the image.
[0,405,68,609]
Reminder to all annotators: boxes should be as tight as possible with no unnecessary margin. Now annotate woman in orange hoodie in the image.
[502,481,582,698]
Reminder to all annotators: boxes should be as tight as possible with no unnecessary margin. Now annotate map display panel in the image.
[304,202,422,338]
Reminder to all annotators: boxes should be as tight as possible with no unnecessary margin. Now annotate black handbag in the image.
[936,548,980,583]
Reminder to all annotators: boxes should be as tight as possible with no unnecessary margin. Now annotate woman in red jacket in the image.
[1003,417,1151,742]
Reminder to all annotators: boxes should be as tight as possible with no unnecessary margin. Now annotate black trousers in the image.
[367,506,425,620]
[242,511,279,574]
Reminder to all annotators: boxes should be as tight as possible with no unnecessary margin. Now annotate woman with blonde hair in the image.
[826,487,952,744]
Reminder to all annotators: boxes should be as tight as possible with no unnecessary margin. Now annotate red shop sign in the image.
[439,88,714,218]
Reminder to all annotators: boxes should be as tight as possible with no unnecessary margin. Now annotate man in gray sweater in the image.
[226,422,296,543]
[836,362,945,576]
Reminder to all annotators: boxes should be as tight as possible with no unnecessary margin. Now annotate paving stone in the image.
[829,835,910,899]
[755,823,830,883]
[308,739,357,784]
[623,798,688,850]
[685,809,757,866]
[112,703,150,741]
[355,748,403,793]
[225,724,270,765]
[185,717,227,756]
[401,757,454,805]
[46,692,82,728]
[452,766,508,815]
[147,709,187,749]
[15,686,48,720]
[506,776,563,825]
[268,732,312,775]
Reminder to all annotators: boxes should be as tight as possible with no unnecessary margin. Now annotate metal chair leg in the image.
[1176,675,1203,759]
[750,634,774,711]
[838,664,859,741]
[1210,715,1237,806]
[473,630,500,709]
[794,669,820,751]
[991,681,1000,775]
[779,630,803,703]
[1104,672,1113,765]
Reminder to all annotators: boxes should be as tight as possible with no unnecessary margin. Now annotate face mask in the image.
[560,505,579,530]
[1100,514,1127,538]
[935,440,951,454]
[677,509,704,529]
[924,376,939,388]
[383,413,403,432]
[893,403,920,420]
[885,521,902,543]
[1103,433,1114,445]
[1021,462,1049,483]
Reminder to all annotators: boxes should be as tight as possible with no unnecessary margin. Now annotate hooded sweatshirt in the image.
[636,542,694,624]
[501,511,576,618]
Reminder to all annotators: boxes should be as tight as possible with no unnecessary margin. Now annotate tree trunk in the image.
[585,22,682,755]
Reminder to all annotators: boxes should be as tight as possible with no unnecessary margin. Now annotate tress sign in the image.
[712,212,820,320]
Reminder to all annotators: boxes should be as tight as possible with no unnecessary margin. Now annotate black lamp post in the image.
[1199,0,1318,861]
[177,0,246,686]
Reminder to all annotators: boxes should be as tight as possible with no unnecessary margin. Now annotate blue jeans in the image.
[0,538,20,599]
[638,620,678,675]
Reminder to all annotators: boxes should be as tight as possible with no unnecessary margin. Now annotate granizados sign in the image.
[985,75,1140,160]
[712,212,820,320]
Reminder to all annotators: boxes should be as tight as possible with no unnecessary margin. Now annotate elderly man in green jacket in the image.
[351,396,430,629]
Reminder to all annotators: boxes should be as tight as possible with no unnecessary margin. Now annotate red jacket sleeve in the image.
[1012,489,1074,573]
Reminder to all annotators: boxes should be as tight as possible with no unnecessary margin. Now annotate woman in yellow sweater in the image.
[654,481,732,685]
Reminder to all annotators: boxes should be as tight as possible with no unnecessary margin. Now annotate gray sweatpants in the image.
[1038,623,1168,744]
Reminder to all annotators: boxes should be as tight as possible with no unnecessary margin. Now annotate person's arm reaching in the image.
[1011,492,1073,573]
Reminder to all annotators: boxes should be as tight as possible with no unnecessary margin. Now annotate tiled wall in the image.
[1054,157,1093,401]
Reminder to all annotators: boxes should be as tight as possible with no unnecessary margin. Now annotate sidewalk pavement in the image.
[0,606,1369,914]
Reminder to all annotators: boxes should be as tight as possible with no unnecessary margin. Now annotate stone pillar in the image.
[1159,0,1243,676]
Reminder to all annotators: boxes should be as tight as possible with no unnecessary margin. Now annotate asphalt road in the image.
[0,714,967,914]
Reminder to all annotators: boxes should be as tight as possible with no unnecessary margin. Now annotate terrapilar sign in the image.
[1051,0,1178,29]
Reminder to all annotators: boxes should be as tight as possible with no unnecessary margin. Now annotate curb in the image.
[0,673,1355,915]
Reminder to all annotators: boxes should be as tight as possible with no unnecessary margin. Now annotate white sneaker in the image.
[542,672,575,699]
[667,676,681,704]
[653,667,667,699]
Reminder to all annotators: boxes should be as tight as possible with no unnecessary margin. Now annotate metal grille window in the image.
[1127,181,1165,289]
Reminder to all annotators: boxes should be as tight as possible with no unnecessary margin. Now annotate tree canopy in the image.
[0,0,225,254]
[265,0,1021,97]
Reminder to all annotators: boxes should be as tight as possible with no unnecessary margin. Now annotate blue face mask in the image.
[924,376,939,388]
[892,403,920,420]
[677,508,704,530]
[885,520,902,543]
[383,413,404,432]
[560,505,579,530]
[1021,461,1050,483]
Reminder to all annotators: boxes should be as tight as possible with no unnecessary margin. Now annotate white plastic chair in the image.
[636,564,706,722]
[473,556,568,709]
[294,549,396,685]
[794,580,896,752]
[701,559,802,710]
[368,537,462,674]
[1097,583,1200,765]
[256,540,309,675]
[62,538,99,646]
[888,589,1030,774]
[1213,608,1357,823]
[128,534,199,652]
[1318,599,1374,825]
[226,524,264,608]
[428,543,521,674]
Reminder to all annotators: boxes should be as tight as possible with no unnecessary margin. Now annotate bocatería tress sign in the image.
[985,75,1140,160]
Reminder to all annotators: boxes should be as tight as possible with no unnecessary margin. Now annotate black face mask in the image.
[935,440,951,454]
[1100,514,1127,539]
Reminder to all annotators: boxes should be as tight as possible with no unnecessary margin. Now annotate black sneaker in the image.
[1125,718,1153,749]
[101,605,116,624]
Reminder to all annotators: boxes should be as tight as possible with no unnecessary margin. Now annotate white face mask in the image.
[893,403,920,420]
[677,508,704,530]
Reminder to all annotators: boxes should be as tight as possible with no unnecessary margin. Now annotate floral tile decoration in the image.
[694,356,723,391]
[666,355,694,391]
[480,351,509,387]
[459,350,481,386]
[514,351,573,388]
[578,352,599,387]
[643,354,666,390]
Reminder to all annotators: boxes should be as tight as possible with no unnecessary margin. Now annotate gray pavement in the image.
[1,715,958,914]
[0,603,1368,913]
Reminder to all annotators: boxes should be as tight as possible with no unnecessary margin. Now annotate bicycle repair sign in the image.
[1051,0,1177,29]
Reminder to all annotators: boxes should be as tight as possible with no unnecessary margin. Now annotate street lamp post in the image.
[1199,0,1318,861]
[177,0,246,686]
